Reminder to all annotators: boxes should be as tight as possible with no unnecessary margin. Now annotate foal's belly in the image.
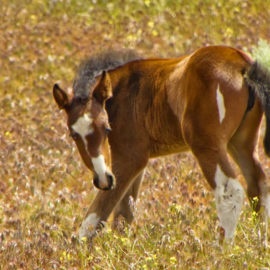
[149,140,189,158]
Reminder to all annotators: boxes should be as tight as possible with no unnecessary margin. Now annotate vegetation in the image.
[1,0,270,268]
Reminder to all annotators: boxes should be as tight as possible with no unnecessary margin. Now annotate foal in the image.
[53,46,270,242]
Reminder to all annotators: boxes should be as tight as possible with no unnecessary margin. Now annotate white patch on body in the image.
[214,165,244,241]
[216,84,226,123]
[92,155,109,189]
[79,213,100,239]
[71,113,94,148]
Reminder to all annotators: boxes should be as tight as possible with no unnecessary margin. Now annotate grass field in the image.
[1,0,270,269]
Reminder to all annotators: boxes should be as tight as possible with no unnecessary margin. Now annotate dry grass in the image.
[1,0,270,269]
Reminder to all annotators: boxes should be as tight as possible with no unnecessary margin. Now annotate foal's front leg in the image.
[113,170,144,228]
[78,156,147,239]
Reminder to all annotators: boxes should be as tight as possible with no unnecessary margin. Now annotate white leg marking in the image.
[71,113,94,148]
[92,155,109,188]
[216,84,226,123]
[259,181,270,248]
[214,165,244,240]
[263,194,270,218]
[259,181,270,218]
[79,213,100,239]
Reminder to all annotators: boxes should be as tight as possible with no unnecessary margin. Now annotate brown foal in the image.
[53,46,270,242]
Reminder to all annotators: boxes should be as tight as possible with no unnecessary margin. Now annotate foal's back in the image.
[107,46,253,158]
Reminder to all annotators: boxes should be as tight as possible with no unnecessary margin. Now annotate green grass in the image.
[252,39,270,68]
[1,0,270,269]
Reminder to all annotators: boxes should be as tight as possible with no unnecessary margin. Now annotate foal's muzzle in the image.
[93,172,116,190]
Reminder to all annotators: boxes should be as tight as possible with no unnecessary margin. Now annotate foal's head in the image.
[53,71,115,190]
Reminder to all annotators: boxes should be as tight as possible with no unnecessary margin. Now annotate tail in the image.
[245,62,270,156]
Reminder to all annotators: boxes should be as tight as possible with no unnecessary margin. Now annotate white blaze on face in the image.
[214,165,244,241]
[79,213,100,239]
[92,155,110,188]
[71,113,94,149]
[216,84,226,123]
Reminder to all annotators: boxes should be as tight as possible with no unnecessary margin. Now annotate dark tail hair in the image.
[245,62,270,156]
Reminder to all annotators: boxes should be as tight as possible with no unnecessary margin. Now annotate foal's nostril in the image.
[93,173,115,190]
[106,173,115,189]
[93,175,99,189]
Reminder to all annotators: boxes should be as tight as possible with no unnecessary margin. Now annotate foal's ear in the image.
[53,84,69,110]
[93,71,112,105]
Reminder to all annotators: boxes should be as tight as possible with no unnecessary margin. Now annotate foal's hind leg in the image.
[229,102,270,218]
[180,78,253,241]
[113,170,144,227]
[182,103,245,241]
[187,143,245,241]
[229,130,270,246]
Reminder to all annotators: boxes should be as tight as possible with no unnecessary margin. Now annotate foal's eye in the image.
[70,131,80,140]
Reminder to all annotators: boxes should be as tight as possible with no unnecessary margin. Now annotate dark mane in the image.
[73,49,141,98]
